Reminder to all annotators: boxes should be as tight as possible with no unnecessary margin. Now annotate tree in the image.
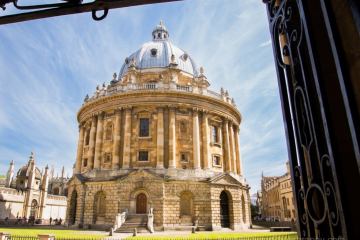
[250,203,259,218]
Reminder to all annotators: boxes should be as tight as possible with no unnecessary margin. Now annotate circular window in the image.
[125,57,129,64]
[150,48,157,57]
[182,54,188,61]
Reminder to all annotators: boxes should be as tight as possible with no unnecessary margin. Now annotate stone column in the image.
[75,123,85,174]
[229,120,236,174]
[202,110,210,170]
[192,108,201,169]
[94,111,105,169]
[156,106,165,168]
[112,108,122,168]
[234,126,242,175]
[122,106,132,169]
[223,117,231,173]
[88,114,97,169]
[168,106,176,168]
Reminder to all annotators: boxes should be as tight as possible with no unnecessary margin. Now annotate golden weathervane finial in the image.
[160,20,162,25]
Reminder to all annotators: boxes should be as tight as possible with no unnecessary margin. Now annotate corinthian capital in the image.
[125,106,132,114]
[169,106,176,113]
[157,105,165,113]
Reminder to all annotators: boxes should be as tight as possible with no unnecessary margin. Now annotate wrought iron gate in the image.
[263,0,360,239]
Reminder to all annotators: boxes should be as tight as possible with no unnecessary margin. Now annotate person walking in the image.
[22,216,25,226]
[50,217,52,225]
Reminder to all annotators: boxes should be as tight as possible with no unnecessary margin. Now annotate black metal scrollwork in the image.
[263,0,348,238]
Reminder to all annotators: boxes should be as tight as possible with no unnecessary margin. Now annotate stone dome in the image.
[17,163,41,179]
[118,22,200,78]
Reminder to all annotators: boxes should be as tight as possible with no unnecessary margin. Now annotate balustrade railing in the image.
[133,83,157,90]
[176,84,191,92]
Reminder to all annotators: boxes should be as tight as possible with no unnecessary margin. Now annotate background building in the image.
[0,152,68,221]
[259,162,295,221]
[66,22,251,232]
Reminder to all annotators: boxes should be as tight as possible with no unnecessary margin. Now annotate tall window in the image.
[213,156,220,166]
[139,151,149,161]
[105,122,113,141]
[212,126,218,142]
[85,129,90,145]
[140,119,149,137]
[83,158,88,167]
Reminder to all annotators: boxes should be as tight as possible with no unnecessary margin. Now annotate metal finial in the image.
[31,151,34,156]
[160,20,162,25]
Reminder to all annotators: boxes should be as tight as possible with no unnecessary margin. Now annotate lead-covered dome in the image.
[118,21,200,78]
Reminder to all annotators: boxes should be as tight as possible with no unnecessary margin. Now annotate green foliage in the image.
[127,233,298,239]
[251,203,259,218]
[0,228,107,239]
[0,175,6,178]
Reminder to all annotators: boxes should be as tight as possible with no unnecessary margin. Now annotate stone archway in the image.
[30,199,38,218]
[93,191,106,224]
[220,191,230,228]
[180,191,194,225]
[69,190,77,225]
[129,188,151,214]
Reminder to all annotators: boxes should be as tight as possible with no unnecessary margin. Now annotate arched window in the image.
[164,34,166,39]
[30,199,37,218]
[105,122,113,141]
[158,33,161,38]
[153,35,155,39]
[180,192,192,216]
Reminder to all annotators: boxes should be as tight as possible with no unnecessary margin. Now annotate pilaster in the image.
[168,106,176,168]
[88,114,97,169]
[122,106,132,169]
[229,120,236,174]
[192,108,201,169]
[113,108,122,168]
[156,106,165,168]
[75,123,85,174]
[202,110,210,170]
[234,126,242,175]
[94,111,105,169]
[223,117,231,173]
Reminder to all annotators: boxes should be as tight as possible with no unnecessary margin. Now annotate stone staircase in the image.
[115,214,150,233]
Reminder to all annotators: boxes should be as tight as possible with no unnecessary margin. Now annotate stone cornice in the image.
[77,90,242,124]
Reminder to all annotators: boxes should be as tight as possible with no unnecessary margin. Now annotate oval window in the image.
[150,48,157,57]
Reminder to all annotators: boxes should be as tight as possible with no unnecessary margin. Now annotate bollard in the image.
[192,226,196,233]
[133,228,137,236]
[109,227,113,236]
[38,234,56,240]
[0,232,11,240]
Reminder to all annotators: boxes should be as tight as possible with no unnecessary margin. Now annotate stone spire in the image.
[5,160,14,188]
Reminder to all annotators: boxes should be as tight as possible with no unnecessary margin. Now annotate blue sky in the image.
[0,0,288,194]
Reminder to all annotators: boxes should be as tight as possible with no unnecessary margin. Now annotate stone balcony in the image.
[83,82,236,107]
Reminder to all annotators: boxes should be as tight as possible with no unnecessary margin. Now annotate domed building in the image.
[66,22,251,232]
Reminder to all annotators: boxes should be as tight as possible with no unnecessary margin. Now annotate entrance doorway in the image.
[220,191,230,228]
[69,191,77,225]
[30,199,37,218]
[136,193,147,214]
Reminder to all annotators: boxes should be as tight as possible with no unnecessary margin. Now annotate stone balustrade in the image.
[83,82,236,107]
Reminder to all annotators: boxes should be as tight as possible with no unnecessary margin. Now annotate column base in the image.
[193,166,201,170]
[226,171,233,174]
[203,167,211,171]
[167,166,176,169]
[156,165,164,169]
[122,165,130,169]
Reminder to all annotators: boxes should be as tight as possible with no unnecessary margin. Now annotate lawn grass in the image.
[127,232,298,239]
[0,228,108,239]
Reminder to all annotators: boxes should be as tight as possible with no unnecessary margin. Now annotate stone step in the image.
[115,227,149,233]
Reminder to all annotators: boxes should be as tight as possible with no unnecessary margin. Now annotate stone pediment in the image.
[67,174,84,186]
[118,169,163,182]
[210,173,241,186]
